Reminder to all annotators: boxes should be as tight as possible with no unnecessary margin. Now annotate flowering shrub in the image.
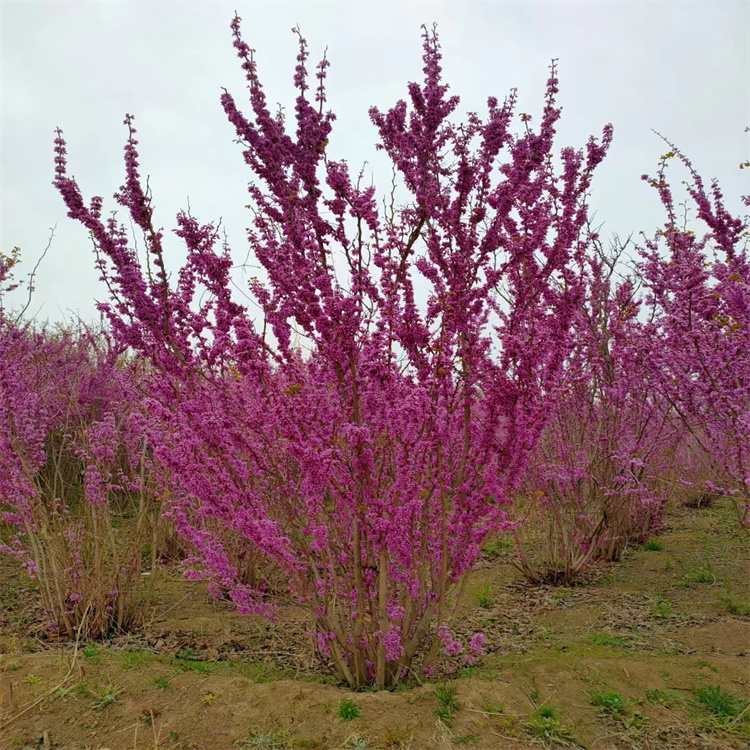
[512,242,675,584]
[52,17,612,685]
[638,143,750,527]
[0,259,160,638]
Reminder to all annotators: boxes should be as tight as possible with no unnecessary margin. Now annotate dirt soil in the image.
[1,499,748,750]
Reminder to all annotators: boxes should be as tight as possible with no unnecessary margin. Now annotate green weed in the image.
[590,632,629,649]
[176,646,199,661]
[693,659,718,673]
[453,735,478,745]
[153,675,171,691]
[82,642,101,663]
[175,647,211,673]
[435,683,460,711]
[482,536,513,559]
[434,684,460,726]
[455,664,500,680]
[651,599,673,619]
[591,689,627,716]
[337,698,362,721]
[642,539,664,551]
[683,564,716,585]
[720,595,750,616]
[89,683,122,710]
[696,685,748,718]
[524,705,575,744]
[623,712,647,731]
[645,688,681,708]
[118,648,151,669]
[476,583,493,609]
[73,682,91,698]
[237,725,292,749]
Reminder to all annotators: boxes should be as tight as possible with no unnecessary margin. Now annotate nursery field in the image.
[2,8,749,750]
[1,498,748,750]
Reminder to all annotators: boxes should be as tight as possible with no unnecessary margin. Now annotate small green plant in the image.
[202,691,218,705]
[483,701,505,714]
[119,648,150,669]
[693,659,718,672]
[169,731,179,742]
[528,687,541,703]
[456,664,500,680]
[23,674,43,685]
[642,539,664,551]
[176,646,198,661]
[382,725,409,748]
[453,735,478,745]
[591,689,627,716]
[683,564,716,585]
[434,705,453,726]
[153,675,171,691]
[720,595,750,616]
[434,684,460,727]
[73,682,91,698]
[645,688,680,708]
[662,560,674,571]
[238,725,292,749]
[180,662,209,674]
[476,583,493,609]
[436,683,460,708]
[175,648,210,673]
[82,642,101,662]
[337,698,362,721]
[651,599,673,619]
[89,683,122,710]
[590,632,629,649]
[524,705,575,744]
[623,712,647,731]
[3,662,21,672]
[482,536,512,559]
[696,685,748,718]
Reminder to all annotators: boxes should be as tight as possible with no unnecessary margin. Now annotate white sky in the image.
[2,0,748,324]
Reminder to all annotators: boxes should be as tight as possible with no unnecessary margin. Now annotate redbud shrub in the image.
[52,16,612,685]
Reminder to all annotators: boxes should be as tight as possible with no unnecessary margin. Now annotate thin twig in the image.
[14,224,56,325]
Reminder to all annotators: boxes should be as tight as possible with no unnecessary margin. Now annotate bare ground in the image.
[1,499,748,750]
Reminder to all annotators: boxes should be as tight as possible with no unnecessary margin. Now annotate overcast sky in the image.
[2,0,748,324]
